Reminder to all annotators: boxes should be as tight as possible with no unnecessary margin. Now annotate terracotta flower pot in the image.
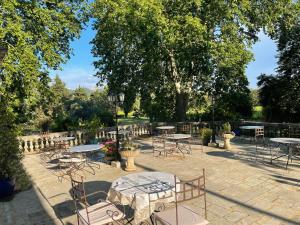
[223,133,235,150]
[120,150,140,171]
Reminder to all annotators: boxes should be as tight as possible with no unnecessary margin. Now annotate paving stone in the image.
[1,139,300,225]
[224,211,248,223]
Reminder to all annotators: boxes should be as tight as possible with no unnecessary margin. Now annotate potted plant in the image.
[200,128,212,146]
[0,100,23,199]
[222,122,235,150]
[120,139,140,171]
[101,140,118,161]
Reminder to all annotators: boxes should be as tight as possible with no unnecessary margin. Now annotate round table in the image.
[107,130,129,136]
[166,134,191,140]
[156,126,175,135]
[69,144,104,174]
[69,144,102,153]
[239,126,264,130]
[270,138,300,168]
[270,138,300,145]
[52,136,75,142]
[108,172,177,224]
[166,134,192,155]
[156,126,175,130]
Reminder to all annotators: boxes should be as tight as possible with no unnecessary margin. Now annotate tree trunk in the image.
[175,92,188,122]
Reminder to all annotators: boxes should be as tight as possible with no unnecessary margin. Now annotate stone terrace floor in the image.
[1,138,300,225]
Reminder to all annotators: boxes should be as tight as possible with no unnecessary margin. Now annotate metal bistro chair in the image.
[151,169,209,225]
[152,136,177,157]
[70,176,128,225]
[152,136,166,157]
[254,128,266,161]
[177,138,192,155]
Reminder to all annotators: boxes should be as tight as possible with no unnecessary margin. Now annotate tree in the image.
[0,0,89,116]
[0,98,22,180]
[258,19,300,122]
[92,0,296,121]
[123,87,137,118]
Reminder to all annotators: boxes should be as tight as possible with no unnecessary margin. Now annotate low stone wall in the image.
[206,120,300,138]
[19,124,152,154]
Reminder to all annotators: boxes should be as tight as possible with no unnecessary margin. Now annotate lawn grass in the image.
[118,116,149,125]
[252,106,263,120]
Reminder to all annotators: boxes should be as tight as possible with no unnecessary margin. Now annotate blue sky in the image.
[51,23,278,90]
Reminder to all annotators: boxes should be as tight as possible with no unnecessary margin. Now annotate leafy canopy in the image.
[0,0,89,112]
[92,0,296,121]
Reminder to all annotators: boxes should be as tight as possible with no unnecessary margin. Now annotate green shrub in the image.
[0,99,23,179]
[200,128,212,146]
[222,122,231,134]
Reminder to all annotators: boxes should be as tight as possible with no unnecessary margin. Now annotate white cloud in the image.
[50,66,99,90]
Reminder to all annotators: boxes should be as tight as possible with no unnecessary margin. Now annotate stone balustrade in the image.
[20,120,300,154]
[19,124,152,154]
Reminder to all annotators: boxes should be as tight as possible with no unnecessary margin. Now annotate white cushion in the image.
[153,205,209,225]
[78,201,124,225]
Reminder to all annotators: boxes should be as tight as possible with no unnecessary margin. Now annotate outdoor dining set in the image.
[37,123,300,225]
[237,125,300,169]
[70,170,208,225]
[152,126,193,158]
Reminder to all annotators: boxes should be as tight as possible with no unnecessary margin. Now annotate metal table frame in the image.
[270,138,300,169]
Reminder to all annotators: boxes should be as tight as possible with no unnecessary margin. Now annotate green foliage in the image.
[222,122,231,134]
[258,17,300,122]
[0,99,23,179]
[200,128,212,146]
[257,2,300,122]
[252,106,264,121]
[92,0,294,122]
[250,89,260,107]
[123,88,137,117]
[0,0,89,116]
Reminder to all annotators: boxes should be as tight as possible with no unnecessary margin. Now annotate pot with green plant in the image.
[222,122,235,150]
[200,128,212,146]
[0,100,23,199]
[120,139,140,171]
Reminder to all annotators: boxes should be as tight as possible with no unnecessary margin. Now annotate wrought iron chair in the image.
[70,176,128,225]
[151,169,209,225]
[255,128,266,161]
[177,139,192,155]
[152,136,166,157]
[152,136,177,157]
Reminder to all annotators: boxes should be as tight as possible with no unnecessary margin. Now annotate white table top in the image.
[69,144,102,153]
[239,126,264,130]
[270,138,300,145]
[108,172,177,224]
[108,130,129,135]
[53,136,75,142]
[59,157,85,163]
[167,134,191,140]
[156,126,175,130]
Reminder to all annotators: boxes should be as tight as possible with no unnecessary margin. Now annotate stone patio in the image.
[1,138,300,225]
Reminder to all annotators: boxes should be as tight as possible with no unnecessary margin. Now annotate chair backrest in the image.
[174,169,207,224]
[152,136,165,149]
[70,176,90,225]
[255,128,264,140]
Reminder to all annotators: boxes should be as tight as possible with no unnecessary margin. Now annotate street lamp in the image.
[108,92,125,159]
[211,95,216,144]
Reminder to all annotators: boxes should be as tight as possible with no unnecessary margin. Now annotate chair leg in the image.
[286,155,290,169]
[255,144,258,161]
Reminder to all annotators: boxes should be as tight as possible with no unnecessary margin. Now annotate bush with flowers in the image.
[101,139,118,160]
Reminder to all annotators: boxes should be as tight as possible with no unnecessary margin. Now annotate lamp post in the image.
[209,69,218,147]
[108,92,125,159]
[211,95,216,144]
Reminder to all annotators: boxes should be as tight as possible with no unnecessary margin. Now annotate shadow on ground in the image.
[52,180,112,220]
